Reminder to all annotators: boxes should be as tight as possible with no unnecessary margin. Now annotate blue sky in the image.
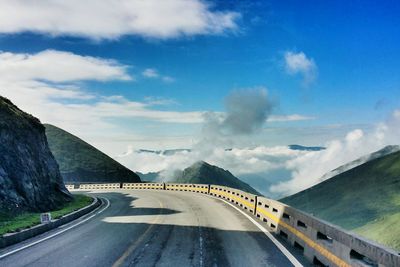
[0,0,399,154]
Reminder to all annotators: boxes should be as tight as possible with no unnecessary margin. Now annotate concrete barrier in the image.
[0,197,101,249]
[122,182,164,190]
[79,183,120,190]
[69,182,400,267]
[166,183,209,194]
[65,184,74,190]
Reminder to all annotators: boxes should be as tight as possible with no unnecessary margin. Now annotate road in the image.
[0,190,310,267]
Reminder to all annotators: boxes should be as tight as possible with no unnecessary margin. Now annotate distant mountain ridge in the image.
[136,149,191,155]
[321,145,400,180]
[136,172,159,182]
[288,144,326,151]
[136,144,326,155]
[45,124,141,183]
[281,146,400,250]
[173,161,261,195]
[137,161,260,195]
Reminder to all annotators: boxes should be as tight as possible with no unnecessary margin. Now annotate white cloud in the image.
[267,114,316,122]
[117,145,304,179]
[142,68,175,83]
[284,51,317,85]
[0,49,205,136]
[0,50,131,82]
[0,0,240,39]
[162,76,175,83]
[142,68,159,78]
[270,111,400,196]
[114,110,400,199]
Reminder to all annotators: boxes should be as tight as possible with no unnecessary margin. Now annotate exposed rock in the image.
[0,96,71,214]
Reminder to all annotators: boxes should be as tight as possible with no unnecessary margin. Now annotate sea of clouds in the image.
[116,89,400,199]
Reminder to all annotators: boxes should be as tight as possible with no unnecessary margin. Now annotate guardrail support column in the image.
[207,184,211,195]
[254,196,258,215]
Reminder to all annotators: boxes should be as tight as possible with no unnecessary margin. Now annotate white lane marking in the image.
[0,198,110,260]
[209,196,303,267]
[198,226,203,267]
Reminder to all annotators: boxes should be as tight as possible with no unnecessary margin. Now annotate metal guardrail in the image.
[68,182,400,267]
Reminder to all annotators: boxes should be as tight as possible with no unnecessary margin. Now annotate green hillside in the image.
[44,124,141,183]
[173,161,261,195]
[281,148,400,251]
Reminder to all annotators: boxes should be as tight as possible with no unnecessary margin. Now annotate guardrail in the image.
[0,197,101,249]
[69,182,400,267]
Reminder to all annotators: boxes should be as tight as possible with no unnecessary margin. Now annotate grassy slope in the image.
[44,124,140,183]
[281,150,400,250]
[0,195,92,236]
[174,161,261,195]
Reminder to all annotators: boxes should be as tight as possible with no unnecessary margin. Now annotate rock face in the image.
[44,124,141,184]
[0,97,71,214]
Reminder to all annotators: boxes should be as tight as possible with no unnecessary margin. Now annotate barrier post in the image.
[207,184,211,195]
[163,183,166,190]
[254,196,258,215]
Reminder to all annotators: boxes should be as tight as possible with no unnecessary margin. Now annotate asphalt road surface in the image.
[0,190,310,267]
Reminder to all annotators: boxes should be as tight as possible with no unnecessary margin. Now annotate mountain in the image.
[136,149,191,155]
[0,97,71,214]
[44,124,141,184]
[173,161,261,195]
[136,172,159,182]
[321,145,400,180]
[288,144,326,151]
[281,147,400,250]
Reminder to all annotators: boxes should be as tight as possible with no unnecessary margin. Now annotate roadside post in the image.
[40,213,52,224]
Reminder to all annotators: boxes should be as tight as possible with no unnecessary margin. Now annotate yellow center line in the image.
[80,183,352,267]
[112,198,164,267]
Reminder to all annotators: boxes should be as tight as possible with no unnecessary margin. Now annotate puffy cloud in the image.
[222,88,274,134]
[200,87,275,140]
[0,0,240,39]
[0,50,131,82]
[142,68,159,78]
[142,68,175,83]
[116,110,400,200]
[284,51,317,85]
[117,145,304,179]
[0,49,205,137]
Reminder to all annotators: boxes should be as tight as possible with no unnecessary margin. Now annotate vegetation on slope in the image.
[45,124,141,183]
[281,148,400,250]
[0,195,92,236]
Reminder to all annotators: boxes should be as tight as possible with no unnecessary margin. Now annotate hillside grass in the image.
[0,194,92,236]
[281,150,400,251]
[45,124,126,172]
[354,212,400,251]
[44,124,140,183]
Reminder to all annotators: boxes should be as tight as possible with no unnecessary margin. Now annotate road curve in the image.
[0,190,309,267]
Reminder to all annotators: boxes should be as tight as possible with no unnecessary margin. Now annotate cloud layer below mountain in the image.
[117,109,400,198]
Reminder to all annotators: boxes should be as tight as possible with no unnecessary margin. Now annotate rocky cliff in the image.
[0,97,71,214]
